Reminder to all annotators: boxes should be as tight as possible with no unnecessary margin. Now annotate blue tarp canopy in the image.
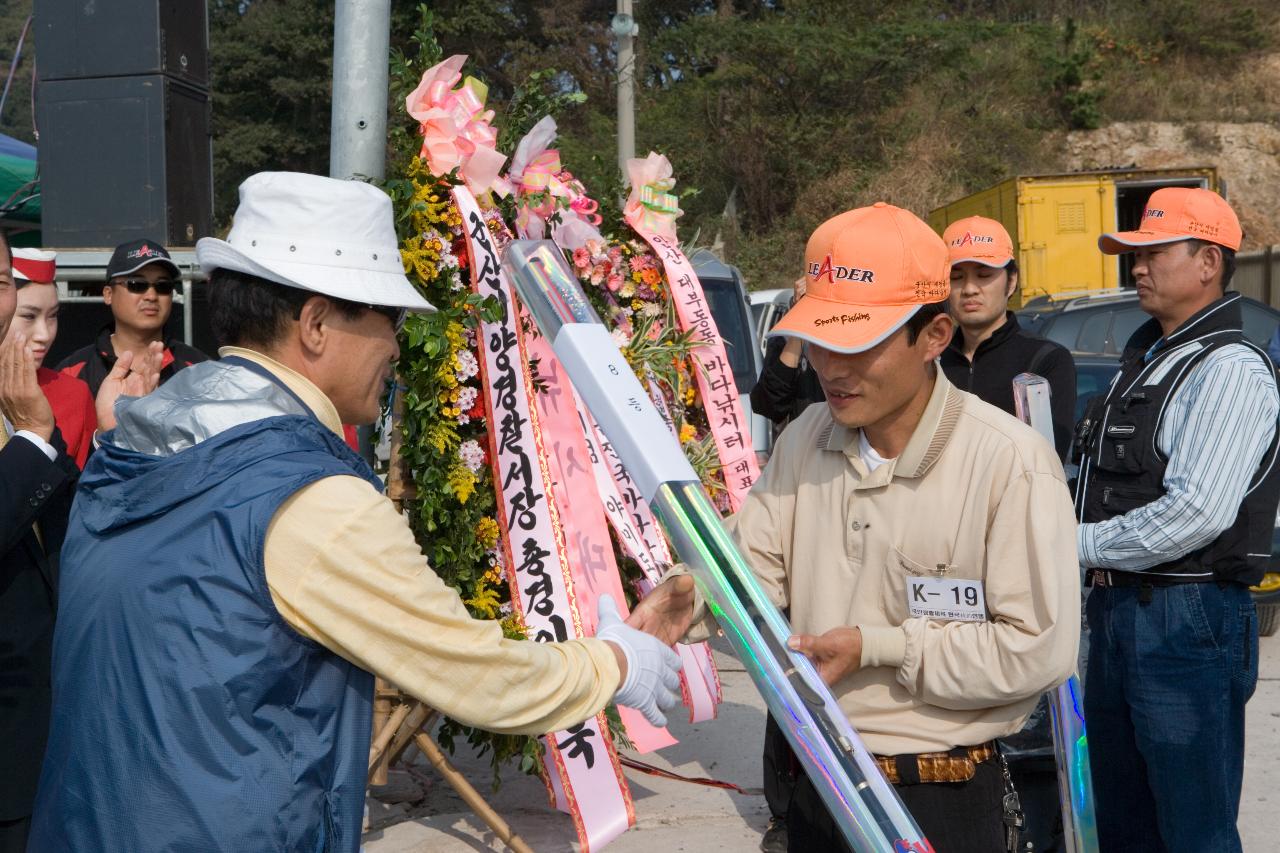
[0,132,35,161]
[0,131,39,225]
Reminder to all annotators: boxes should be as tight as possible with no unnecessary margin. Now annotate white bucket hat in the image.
[196,172,435,312]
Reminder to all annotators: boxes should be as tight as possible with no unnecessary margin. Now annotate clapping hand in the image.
[625,574,696,646]
[0,331,56,441]
[96,341,164,431]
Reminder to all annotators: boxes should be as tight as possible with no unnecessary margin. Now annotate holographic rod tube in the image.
[1048,678,1100,853]
[504,239,931,852]
[1013,374,1099,853]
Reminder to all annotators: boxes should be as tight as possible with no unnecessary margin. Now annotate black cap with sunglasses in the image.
[106,239,181,281]
[52,238,208,398]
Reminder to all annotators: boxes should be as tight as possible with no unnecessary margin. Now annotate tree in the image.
[209,1,335,223]
[0,1,36,145]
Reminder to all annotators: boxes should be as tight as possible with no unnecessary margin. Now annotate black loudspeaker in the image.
[34,0,209,88]
[37,74,213,247]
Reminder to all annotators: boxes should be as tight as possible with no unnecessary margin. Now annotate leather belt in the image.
[1086,568,1210,588]
[874,741,997,785]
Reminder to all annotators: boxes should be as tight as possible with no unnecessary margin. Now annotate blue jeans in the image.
[1084,582,1258,853]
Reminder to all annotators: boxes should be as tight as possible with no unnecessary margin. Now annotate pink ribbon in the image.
[624,153,760,512]
[507,117,605,248]
[525,329,681,753]
[582,403,722,723]
[406,55,507,195]
[456,186,634,851]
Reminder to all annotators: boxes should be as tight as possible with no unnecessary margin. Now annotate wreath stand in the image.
[365,395,535,853]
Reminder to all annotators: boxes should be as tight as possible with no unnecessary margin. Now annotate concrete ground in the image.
[364,632,1280,852]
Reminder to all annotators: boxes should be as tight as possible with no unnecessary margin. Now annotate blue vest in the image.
[29,414,381,852]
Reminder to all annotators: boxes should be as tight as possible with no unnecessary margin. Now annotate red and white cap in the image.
[11,248,57,284]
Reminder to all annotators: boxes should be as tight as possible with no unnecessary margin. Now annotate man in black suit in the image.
[0,230,78,852]
[0,231,162,850]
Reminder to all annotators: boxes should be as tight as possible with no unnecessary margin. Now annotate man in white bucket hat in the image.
[29,172,694,852]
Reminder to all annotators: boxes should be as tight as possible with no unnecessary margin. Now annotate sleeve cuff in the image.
[1077,523,1098,568]
[15,430,58,462]
[859,624,907,669]
[584,637,624,695]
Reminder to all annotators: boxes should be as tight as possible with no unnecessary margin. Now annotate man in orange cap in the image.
[674,202,1080,851]
[939,216,1075,459]
[1075,187,1279,852]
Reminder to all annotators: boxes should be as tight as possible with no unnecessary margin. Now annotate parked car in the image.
[1071,352,1125,424]
[1018,288,1280,355]
[689,251,771,464]
[1065,349,1280,636]
[749,287,791,354]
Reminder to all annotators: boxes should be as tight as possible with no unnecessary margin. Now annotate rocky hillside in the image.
[1063,121,1280,249]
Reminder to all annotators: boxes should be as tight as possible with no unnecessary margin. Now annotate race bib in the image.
[906,577,986,622]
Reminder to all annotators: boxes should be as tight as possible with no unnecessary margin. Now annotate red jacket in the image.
[38,367,96,469]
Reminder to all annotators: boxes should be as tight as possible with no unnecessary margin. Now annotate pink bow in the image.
[624,153,682,239]
[406,55,507,195]
[506,118,605,245]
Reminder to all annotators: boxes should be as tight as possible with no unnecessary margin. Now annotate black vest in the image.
[1075,293,1280,586]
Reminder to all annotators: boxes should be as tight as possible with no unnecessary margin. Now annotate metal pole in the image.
[181,279,194,347]
[330,0,391,181]
[331,0,391,465]
[614,0,637,176]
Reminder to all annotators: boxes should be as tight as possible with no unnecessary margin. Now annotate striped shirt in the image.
[1078,341,1280,570]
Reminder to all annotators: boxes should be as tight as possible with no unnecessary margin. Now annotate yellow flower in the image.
[476,517,500,549]
[465,580,502,619]
[679,423,697,444]
[428,421,457,453]
[447,464,477,503]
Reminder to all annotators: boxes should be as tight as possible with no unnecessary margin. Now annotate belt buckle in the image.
[1093,569,1110,588]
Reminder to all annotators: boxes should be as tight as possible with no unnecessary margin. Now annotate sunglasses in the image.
[114,278,177,296]
[368,304,407,333]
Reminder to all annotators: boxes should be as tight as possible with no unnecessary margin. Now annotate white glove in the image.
[596,594,684,727]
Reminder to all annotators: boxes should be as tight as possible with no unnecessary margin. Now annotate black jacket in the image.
[0,426,77,820]
[55,326,209,399]
[1076,294,1279,586]
[940,312,1077,460]
[750,335,826,430]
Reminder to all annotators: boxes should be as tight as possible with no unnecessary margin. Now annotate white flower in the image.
[459,439,486,472]
[455,350,480,381]
[457,386,478,411]
[611,328,631,348]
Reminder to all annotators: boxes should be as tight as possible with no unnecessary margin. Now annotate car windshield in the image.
[702,277,757,390]
[1075,361,1121,422]
[1108,307,1147,353]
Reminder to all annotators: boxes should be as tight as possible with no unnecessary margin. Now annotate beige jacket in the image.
[220,348,621,736]
[726,370,1079,755]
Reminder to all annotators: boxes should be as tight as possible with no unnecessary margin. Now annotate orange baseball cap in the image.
[942,216,1014,267]
[769,202,950,354]
[1099,187,1242,254]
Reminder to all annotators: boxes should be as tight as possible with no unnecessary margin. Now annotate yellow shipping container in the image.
[929,167,1221,306]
